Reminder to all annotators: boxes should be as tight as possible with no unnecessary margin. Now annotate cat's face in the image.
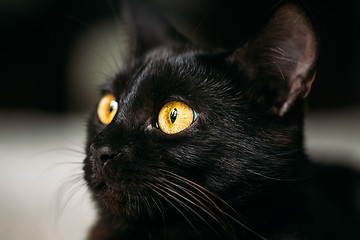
[85,49,303,219]
[84,3,317,226]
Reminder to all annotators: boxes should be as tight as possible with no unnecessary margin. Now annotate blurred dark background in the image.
[0,0,359,113]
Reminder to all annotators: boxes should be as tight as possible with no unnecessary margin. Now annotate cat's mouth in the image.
[83,156,158,216]
[91,176,171,220]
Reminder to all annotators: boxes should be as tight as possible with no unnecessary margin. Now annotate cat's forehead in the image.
[109,48,201,94]
[103,47,244,113]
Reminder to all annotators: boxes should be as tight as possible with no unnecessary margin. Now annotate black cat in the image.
[83,1,360,239]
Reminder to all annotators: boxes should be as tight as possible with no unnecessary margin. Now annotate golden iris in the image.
[97,93,118,125]
[158,101,196,134]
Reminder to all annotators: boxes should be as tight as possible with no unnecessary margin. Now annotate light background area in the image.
[0,114,96,240]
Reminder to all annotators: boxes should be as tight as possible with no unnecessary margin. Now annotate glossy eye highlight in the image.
[158,101,196,134]
[97,94,118,125]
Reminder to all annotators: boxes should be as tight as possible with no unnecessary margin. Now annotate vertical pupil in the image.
[170,108,178,124]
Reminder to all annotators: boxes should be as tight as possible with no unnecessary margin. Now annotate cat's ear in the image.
[229,4,318,116]
[121,0,186,58]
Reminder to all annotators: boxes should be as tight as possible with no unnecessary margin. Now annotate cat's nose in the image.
[90,144,117,166]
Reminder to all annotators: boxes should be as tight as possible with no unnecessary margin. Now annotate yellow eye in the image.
[97,93,118,125]
[158,101,196,134]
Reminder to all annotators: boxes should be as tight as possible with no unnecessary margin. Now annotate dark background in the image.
[1,0,359,113]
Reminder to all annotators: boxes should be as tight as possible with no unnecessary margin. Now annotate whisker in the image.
[152,183,212,239]
[272,60,286,82]
[161,170,232,216]
[162,172,236,236]
[160,181,224,237]
[136,195,141,216]
[53,161,83,166]
[162,179,229,230]
[160,169,267,240]
[163,170,238,212]
[66,139,85,148]
[160,179,228,217]
[246,169,309,182]
[31,147,84,158]
[148,183,198,234]
[220,212,267,240]
[150,196,166,225]
[140,192,154,218]
[55,172,86,218]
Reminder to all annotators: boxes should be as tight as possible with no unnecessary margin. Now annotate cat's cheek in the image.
[83,157,101,191]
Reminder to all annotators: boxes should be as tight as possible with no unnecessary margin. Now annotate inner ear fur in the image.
[230,4,318,116]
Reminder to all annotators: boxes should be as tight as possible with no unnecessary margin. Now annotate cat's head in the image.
[84,3,317,224]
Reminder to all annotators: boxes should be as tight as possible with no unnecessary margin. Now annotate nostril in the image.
[90,144,116,166]
[100,153,111,164]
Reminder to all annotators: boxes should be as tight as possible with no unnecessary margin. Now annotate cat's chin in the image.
[92,182,160,222]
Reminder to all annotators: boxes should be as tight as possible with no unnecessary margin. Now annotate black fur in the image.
[83,1,360,239]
